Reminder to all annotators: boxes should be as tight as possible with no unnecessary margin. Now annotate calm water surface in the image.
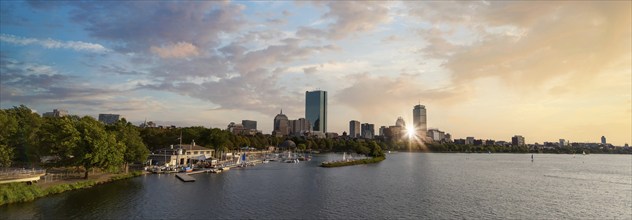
[2,153,631,219]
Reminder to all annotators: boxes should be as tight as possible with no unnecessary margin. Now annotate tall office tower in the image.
[98,114,120,125]
[242,120,257,130]
[305,90,327,133]
[601,136,606,144]
[413,104,427,137]
[361,123,375,139]
[273,110,289,136]
[349,120,361,138]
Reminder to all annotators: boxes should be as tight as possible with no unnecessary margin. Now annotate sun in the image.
[406,126,416,138]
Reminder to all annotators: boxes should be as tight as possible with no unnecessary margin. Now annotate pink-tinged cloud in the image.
[150,42,200,59]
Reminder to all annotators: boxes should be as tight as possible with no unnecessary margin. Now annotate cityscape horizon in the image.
[11,101,628,147]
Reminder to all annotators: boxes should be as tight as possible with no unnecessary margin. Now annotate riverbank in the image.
[320,156,385,168]
[0,171,145,206]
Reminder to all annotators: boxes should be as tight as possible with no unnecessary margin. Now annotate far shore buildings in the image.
[98,113,120,125]
[512,135,526,146]
[272,109,312,137]
[349,120,361,138]
[43,109,68,118]
[289,118,311,136]
[227,120,259,135]
[305,90,327,134]
[413,104,427,137]
[242,120,257,131]
[361,123,374,139]
[273,110,290,137]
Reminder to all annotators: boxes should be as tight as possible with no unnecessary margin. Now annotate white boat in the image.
[283,151,299,163]
[262,159,270,164]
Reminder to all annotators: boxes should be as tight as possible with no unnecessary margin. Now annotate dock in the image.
[175,173,195,182]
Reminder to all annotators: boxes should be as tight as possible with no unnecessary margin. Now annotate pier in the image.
[175,173,195,182]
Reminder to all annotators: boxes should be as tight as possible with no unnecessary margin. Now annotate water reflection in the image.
[2,153,630,219]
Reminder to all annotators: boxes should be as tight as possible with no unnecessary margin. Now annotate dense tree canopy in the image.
[107,119,149,173]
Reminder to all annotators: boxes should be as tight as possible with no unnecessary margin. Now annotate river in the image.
[2,153,631,219]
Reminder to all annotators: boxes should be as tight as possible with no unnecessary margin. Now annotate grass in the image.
[320,156,385,168]
[0,171,143,206]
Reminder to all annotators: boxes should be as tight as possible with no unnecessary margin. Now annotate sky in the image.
[0,1,630,145]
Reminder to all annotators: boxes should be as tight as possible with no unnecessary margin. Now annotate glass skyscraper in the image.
[305,90,327,133]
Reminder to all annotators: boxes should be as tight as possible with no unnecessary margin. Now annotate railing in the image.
[0,168,46,181]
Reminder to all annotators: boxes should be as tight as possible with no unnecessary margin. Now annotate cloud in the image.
[0,55,145,112]
[323,2,392,39]
[142,41,337,115]
[66,2,246,52]
[335,73,465,121]
[98,64,145,76]
[150,42,200,59]
[381,35,399,43]
[303,66,318,74]
[411,1,631,93]
[0,34,110,53]
[296,2,391,41]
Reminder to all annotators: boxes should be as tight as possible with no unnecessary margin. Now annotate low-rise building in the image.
[147,144,215,167]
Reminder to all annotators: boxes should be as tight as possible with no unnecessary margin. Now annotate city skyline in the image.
[0,1,630,145]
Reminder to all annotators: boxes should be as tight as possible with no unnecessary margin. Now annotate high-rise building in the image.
[361,123,375,139]
[273,110,289,136]
[305,90,327,133]
[379,126,386,136]
[413,105,427,137]
[43,109,68,118]
[242,120,257,130]
[98,114,120,125]
[289,118,311,136]
[512,135,525,146]
[349,120,361,138]
[601,136,606,144]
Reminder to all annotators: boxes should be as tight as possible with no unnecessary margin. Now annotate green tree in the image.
[369,141,385,157]
[297,143,307,151]
[0,110,18,166]
[0,144,14,167]
[108,119,149,173]
[4,105,42,164]
[73,116,124,179]
[38,117,80,166]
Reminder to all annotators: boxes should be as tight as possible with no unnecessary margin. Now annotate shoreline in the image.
[0,171,146,206]
[320,156,386,168]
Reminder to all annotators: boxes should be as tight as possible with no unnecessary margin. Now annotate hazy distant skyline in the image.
[0,1,630,145]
